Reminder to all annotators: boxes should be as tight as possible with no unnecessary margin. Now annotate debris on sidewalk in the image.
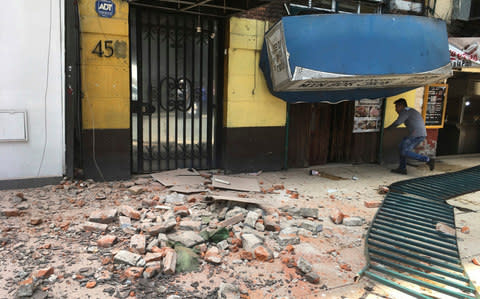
[309,170,347,180]
[0,167,382,298]
[377,185,390,194]
[436,222,456,236]
[212,175,261,192]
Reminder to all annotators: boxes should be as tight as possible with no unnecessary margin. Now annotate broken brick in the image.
[473,257,480,266]
[330,209,344,224]
[254,246,272,262]
[173,206,189,217]
[144,252,163,263]
[30,218,43,225]
[461,226,470,234]
[340,264,352,271]
[130,234,146,254]
[364,201,382,208]
[239,250,253,261]
[163,248,176,275]
[34,267,54,279]
[2,208,20,217]
[204,246,222,264]
[118,205,141,220]
[436,222,455,236]
[124,267,144,279]
[85,281,96,288]
[97,235,117,248]
[82,221,108,232]
[218,213,245,228]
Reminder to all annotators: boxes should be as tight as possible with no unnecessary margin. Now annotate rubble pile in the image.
[0,170,371,298]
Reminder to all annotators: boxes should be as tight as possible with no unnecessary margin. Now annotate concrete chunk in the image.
[130,234,146,254]
[114,250,142,266]
[241,233,263,252]
[89,209,117,224]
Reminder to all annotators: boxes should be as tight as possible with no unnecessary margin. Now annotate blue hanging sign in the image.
[95,0,116,18]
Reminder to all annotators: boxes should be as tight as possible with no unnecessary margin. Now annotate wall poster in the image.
[422,84,448,128]
[353,99,383,133]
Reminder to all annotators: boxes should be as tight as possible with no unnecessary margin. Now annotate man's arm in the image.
[386,111,408,129]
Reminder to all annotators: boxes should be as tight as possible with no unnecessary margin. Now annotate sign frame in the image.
[422,83,448,129]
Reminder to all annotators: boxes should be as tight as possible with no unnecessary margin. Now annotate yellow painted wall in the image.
[384,88,424,127]
[225,17,286,128]
[425,0,453,22]
[79,0,130,129]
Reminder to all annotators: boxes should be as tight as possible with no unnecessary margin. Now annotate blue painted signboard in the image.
[95,0,116,18]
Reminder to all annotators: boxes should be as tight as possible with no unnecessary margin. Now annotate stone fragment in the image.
[378,186,389,194]
[82,221,108,232]
[86,281,96,288]
[96,270,113,282]
[173,206,190,217]
[16,283,34,297]
[436,222,455,236]
[179,220,202,231]
[119,216,132,228]
[144,252,163,263]
[241,233,263,252]
[2,208,20,217]
[114,250,142,266]
[34,266,54,279]
[128,185,145,195]
[124,267,144,279]
[255,222,265,232]
[217,240,229,251]
[280,227,299,235]
[299,207,318,219]
[97,235,117,248]
[143,262,162,279]
[330,209,344,224]
[277,234,300,247]
[147,238,159,252]
[167,231,204,248]
[30,218,43,225]
[163,248,176,274]
[305,272,320,284]
[118,205,141,220]
[89,209,117,224]
[217,213,245,228]
[95,192,106,200]
[343,216,364,226]
[254,246,272,262]
[135,178,150,185]
[218,283,240,299]
[244,211,260,228]
[225,207,248,219]
[204,246,222,264]
[364,201,382,208]
[130,234,146,254]
[297,257,312,273]
[264,215,280,231]
[239,250,253,260]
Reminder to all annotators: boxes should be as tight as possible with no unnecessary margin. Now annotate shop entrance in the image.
[130,7,222,173]
[288,102,381,168]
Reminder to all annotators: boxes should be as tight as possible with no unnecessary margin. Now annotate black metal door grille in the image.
[130,7,220,173]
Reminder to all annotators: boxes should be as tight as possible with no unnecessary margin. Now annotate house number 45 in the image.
[92,40,114,57]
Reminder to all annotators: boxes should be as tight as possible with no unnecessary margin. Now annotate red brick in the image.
[118,205,141,220]
[34,267,54,279]
[2,209,20,217]
[86,281,96,288]
[330,209,344,224]
[254,246,272,262]
[97,235,117,248]
[461,226,470,234]
[144,252,163,263]
[364,201,382,208]
[239,250,253,261]
[124,267,144,279]
[163,248,176,275]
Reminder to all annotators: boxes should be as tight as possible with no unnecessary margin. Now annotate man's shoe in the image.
[391,168,407,175]
[427,158,435,171]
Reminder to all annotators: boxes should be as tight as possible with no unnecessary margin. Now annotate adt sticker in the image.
[95,0,116,18]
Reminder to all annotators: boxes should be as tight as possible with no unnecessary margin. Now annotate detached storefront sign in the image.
[449,38,480,68]
[353,99,383,133]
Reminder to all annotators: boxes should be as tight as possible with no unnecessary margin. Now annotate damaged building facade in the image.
[1,0,479,185]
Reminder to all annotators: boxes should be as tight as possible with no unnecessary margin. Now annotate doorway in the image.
[130,7,222,173]
[288,102,380,168]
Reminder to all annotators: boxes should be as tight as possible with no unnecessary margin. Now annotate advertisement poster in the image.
[353,99,383,133]
[449,38,480,68]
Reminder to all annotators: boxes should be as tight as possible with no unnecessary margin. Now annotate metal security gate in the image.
[130,7,221,173]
